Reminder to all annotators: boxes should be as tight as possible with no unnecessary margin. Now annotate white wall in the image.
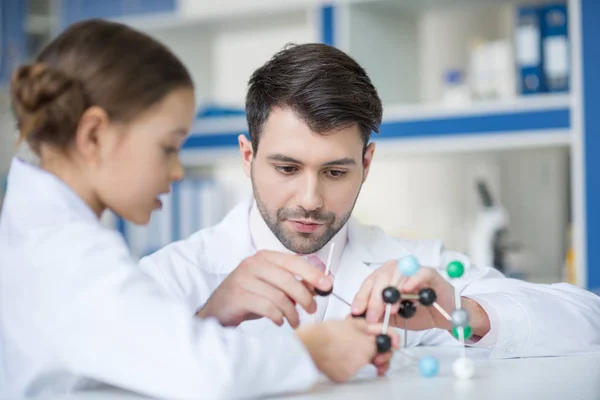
[353,150,501,253]
[145,24,214,105]
[497,147,570,282]
[346,3,420,104]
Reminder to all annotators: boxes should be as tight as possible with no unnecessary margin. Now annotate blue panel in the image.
[320,4,335,46]
[581,0,600,291]
[62,0,121,25]
[544,4,569,37]
[183,109,570,150]
[138,0,176,14]
[0,0,6,86]
[183,131,249,149]
[376,109,570,139]
[196,105,245,118]
[80,0,122,19]
[516,6,546,94]
[542,3,570,93]
[61,0,84,29]
[61,0,176,29]
[0,0,27,87]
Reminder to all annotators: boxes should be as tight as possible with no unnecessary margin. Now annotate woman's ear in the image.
[73,106,112,164]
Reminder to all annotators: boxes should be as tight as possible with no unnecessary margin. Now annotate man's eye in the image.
[326,170,347,178]
[276,166,298,174]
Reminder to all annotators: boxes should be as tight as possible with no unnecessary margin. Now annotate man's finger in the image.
[352,274,375,316]
[401,266,436,293]
[252,260,318,314]
[380,259,401,287]
[367,273,391,323]
[259,250,332,291]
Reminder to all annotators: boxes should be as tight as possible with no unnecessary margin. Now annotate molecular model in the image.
[375,255,476,380]
[313,245,474,380]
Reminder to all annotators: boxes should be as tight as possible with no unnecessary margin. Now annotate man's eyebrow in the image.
[266,154,357,167]
[322,158,357,167]
[267,154,303,164]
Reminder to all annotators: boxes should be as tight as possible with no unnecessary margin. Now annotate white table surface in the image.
[40,347,600,400]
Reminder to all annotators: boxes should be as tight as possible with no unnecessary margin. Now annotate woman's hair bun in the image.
[10,63,87,152]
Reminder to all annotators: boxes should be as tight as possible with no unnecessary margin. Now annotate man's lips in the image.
[288,219,325,233]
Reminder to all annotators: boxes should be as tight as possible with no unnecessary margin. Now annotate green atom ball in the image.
[452,325,473,340]
[447,261,465,279]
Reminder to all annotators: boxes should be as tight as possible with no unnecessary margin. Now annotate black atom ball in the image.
[418,288,437,306]
[315,287,333,296]
[376,334,392,353]
[398,300,417,318]
[382,286,401,304]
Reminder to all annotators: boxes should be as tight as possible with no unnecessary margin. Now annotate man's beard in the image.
[251,176,358,255]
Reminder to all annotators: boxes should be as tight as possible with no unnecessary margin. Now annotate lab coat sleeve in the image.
[138,233,227,314]
[439,249,600,359]
[35,225,319,400]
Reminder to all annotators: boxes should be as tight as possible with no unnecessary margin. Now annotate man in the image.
[141,43,600,363]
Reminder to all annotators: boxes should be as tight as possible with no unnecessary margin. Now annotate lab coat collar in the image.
[323,219,411,315]
[5,158,99,226]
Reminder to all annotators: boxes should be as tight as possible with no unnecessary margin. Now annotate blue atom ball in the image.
[419,356,439,378]
[398,255,420,277]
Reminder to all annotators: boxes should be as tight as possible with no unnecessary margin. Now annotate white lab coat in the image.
[141,196,600,360]
[0,158,319,400]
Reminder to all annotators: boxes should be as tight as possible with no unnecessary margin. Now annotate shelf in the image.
[348,0,547,13]
[377,94,570,140]
[111,0,319,31]
[181,94,572,165]
[111,0,547,31]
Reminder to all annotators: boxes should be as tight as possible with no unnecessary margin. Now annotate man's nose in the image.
[296,173,323,211]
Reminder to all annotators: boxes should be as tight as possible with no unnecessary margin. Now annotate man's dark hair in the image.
[245,43,383,154]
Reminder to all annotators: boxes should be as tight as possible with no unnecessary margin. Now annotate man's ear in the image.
[73,106,111,165]
[239,134,254,178]
[362,142,375,182]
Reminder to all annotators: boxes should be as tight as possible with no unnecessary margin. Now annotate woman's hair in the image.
[10,19,193,154]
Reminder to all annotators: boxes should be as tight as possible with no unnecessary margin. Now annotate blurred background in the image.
[0,0,590,290]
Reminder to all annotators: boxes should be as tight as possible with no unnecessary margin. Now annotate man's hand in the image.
[196,250,332,328]
[351,259,490,337]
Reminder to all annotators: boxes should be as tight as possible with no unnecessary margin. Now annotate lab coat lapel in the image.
[322,219,409,321]
[323,245,374,320]
[199,196,256,274]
